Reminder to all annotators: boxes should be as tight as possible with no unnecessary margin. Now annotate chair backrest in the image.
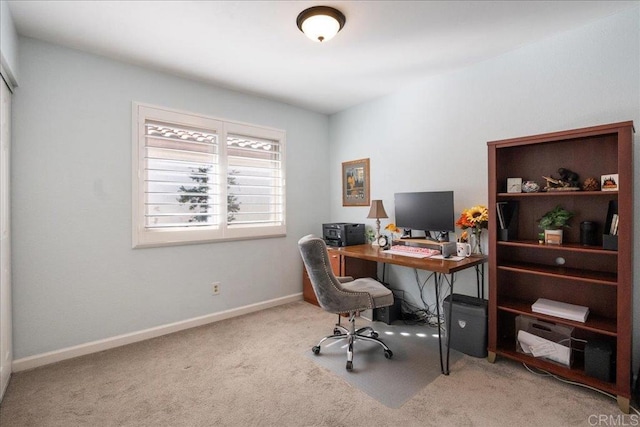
[298,234,372,314]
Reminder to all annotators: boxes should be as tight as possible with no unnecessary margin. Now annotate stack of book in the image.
[609,213,619,235]
[496,202,507,229]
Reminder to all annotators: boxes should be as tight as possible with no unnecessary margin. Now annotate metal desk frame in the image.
[332,244,487,375]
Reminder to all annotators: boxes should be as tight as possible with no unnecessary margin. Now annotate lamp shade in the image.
[367,200,388,219]
[296,6,346,43]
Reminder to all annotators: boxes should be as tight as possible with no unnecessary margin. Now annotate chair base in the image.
[312,312,393,371]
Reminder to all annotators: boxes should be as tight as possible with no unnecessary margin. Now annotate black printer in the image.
[322,223,365,247]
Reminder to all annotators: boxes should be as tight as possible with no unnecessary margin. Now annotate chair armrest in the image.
[336,276,354,283]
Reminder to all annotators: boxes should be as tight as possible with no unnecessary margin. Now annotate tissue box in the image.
[516,315,574,367]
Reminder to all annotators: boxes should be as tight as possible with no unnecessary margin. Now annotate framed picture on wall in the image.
[342,158,370,206]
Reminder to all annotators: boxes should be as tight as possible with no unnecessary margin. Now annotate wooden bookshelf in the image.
[487,121,635,413]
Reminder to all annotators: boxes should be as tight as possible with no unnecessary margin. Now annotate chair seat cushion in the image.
[341,278,393,309]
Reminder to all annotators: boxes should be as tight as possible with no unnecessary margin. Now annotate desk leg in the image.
[434,273,453,375]
[434,273,444,374]
[475,263,485,300]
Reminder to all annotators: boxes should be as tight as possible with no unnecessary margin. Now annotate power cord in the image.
[389,289,436,326]
[411,268,456,330]
[522,362,640,415]
[414,270,438,315]
[383,266,456,330]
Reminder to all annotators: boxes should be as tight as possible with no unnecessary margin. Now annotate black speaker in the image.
[580,221,598,246]
[585,340,614,382]
[375,299,401,325]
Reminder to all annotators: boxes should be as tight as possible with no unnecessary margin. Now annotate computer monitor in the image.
[394,191,455,240]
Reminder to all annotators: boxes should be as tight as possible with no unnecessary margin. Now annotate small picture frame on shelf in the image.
[506,178,522,193]
[601,174,618,192]
[544,229,563,245]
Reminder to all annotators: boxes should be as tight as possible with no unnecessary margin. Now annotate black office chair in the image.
[298,234,393,371]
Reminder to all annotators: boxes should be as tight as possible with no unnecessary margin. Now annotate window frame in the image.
[132,102,286,248]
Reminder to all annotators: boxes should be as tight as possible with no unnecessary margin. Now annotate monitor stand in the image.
[400,229,440,242]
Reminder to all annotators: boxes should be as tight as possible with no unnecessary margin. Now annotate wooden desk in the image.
[332,244,488,375]
[333,244,486,274]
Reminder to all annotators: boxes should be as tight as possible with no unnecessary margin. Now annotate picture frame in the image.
[601,174,618,191]
[342,158,370,206]
[506,177,522,193]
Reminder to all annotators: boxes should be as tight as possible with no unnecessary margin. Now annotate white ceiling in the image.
[7,1,638,114]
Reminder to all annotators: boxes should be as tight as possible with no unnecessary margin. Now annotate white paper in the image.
[517,330,571,366]
[532,298,589,323]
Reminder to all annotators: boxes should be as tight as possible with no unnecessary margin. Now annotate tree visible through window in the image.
[177,167,241,223]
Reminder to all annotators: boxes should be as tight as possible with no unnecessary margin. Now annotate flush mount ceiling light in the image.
[296,6,346,43]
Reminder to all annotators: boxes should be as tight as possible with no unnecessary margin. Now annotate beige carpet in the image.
[0,301,629,426]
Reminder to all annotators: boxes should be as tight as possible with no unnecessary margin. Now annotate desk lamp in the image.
[367,200,388,246]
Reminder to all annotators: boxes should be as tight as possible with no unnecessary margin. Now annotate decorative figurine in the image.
[582,177,600,191]
[522,181,540,193]
[558,168,580,188]
[542,168,580,191]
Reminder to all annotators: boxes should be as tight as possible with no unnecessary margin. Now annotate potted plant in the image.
[538,205,574,244]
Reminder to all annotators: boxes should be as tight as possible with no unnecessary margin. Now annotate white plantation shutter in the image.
[133,103,286,248]
[144,122,220,228]
[226,133,284,228]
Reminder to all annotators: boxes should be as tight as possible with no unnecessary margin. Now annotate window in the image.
[132,103,286,248]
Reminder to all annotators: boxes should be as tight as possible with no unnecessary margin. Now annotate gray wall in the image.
[11,37,330,359]
[329,8,640,360]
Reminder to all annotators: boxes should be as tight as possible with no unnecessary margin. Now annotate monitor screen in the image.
[394,191,455,236]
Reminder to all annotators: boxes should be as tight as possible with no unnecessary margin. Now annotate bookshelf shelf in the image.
[497,191,617,198]
[497,298,617,336]
[497,262,617,286]
[497,240,617,255]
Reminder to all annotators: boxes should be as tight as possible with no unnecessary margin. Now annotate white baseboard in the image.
[12,293,303,372]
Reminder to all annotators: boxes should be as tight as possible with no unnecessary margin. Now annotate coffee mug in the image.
[456,242,471,257]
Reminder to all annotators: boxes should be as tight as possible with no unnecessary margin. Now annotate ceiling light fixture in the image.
[296,6,346,43]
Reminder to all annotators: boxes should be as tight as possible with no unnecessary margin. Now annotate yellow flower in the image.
[385,223,401,233]
[464,205,489,227]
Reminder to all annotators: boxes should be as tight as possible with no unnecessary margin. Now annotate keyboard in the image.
[382,245,440,258]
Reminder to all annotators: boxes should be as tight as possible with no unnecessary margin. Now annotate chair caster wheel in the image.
[384,349,393,359]
[312,346,320,355]
[370,332,378,338]
[333,328,342,335]
[346,361,353,371]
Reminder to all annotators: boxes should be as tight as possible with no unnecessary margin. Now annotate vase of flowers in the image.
[384,223,403,241]
[456,205,489,255]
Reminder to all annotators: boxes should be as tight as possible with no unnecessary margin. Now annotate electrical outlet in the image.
[212,282,220,295]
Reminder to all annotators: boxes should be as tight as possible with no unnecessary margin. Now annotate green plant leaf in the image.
[538,205,574,230]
